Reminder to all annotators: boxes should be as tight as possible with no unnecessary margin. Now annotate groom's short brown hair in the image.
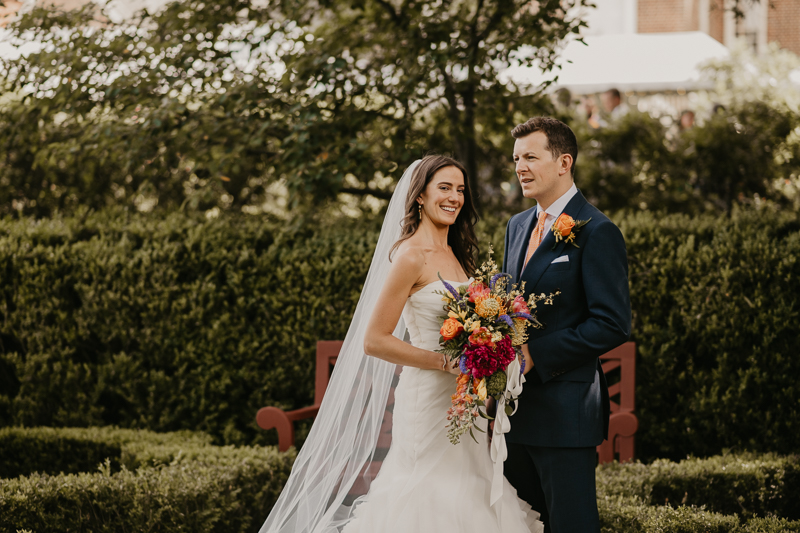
[511,117,578,176]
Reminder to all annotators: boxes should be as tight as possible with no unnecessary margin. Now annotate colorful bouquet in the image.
[435,253,559,444]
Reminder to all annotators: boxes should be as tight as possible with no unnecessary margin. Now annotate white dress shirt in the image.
[535,183,578,233]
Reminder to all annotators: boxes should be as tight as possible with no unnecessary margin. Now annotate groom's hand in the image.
[443,354,461,375]
[521,344,534,375]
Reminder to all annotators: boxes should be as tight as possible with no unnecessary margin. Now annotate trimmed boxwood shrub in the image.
[597,453,800,531]
[0,207,798,460]
[0,209,382,446]
[618,209,800,460]
[597,453,800,523]
[600,497,800,533]
[599,496,740,533]
[0,426,295,533]
[3,428,799,532]
[0,426,213,478]
[740,517,800,532]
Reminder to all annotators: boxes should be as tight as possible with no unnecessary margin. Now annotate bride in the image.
[260,156,542,533]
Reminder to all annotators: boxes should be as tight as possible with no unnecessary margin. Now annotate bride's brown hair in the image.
[389,155,479,275]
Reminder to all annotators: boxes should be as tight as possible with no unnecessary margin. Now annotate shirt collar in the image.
[537,183,578,219]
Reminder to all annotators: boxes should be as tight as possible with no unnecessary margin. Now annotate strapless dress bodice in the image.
[402,279,470,351]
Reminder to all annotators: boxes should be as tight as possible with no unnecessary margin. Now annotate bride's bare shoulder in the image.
[391,241,427,272]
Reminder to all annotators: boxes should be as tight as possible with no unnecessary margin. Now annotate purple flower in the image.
[438,273,461,301]
[497,314,513,327]
[489,273,511,291]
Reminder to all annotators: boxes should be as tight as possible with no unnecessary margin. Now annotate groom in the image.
[502,117,631,532]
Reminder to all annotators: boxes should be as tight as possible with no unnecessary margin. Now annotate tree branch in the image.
[373,0,404,26]
[476,1,506,43]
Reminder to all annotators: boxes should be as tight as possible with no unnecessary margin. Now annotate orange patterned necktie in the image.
[523,210,548,269]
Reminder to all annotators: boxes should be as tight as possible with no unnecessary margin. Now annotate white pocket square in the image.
[551,255,569,264]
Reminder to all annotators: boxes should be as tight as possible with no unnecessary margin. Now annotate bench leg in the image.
[615,435,635,463]
[256,407,295,452]
[596,439,614,464]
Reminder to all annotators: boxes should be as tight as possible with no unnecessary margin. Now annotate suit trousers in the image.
[504,442,599,533]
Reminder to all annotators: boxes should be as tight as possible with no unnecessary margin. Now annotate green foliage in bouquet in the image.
[485,370,508,398]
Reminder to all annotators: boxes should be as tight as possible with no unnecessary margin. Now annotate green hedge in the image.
[598,453,800,532]
[3,428,798,533]
[0,426,295,533]
[600,497,800,533]
[597,453,800,521]
[0,209,382,446]
[620,208,800,460]
[0,426,213,478]
[1,207,799,460]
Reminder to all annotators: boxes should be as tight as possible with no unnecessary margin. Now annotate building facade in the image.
[636,0,800,56]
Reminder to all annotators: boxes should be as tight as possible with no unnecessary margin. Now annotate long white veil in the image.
[259,160,420,533]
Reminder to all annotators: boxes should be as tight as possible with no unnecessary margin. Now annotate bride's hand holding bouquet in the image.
[435,251,559,444]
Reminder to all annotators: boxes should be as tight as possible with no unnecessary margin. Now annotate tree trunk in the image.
[456,97,481,213]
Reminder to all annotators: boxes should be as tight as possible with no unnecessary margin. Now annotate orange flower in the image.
[475,295,503,319]
[440,317,464,341]
[552,213,576,237]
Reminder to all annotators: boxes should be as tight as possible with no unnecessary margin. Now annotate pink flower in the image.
[467,280,490,303]
[468,327,494,347]
[511,296,530,315]
[462,337,516,380]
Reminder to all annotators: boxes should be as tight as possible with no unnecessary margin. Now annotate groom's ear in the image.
[558,153,573,176]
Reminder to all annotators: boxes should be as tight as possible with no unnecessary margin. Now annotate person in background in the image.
[554,88,573,110]
[582,95,602,129]
[679,109,695,131]
[600,88,629,120]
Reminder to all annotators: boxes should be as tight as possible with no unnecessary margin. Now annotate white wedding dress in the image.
[341,280,543,533]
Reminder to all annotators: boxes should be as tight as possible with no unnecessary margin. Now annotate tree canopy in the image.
[0,0,589,217]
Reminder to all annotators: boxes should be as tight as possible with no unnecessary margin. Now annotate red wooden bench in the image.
[597,342,639,464]
[257,341,639,464]
[256,341,342,453]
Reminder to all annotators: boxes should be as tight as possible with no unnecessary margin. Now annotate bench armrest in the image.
[256,405,322,452]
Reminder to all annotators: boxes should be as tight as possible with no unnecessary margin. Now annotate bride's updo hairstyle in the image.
[390,155,479,275]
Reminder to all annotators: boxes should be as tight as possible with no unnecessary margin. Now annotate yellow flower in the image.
[465,318,482,332]
[475,378,487,401]
[511,318,529,346]
[448,309,468,321]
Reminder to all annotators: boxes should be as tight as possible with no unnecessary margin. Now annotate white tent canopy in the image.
[502,31,731,95]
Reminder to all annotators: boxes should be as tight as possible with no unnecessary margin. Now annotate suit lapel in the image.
[520,190,589,290]
[508,207,538,282]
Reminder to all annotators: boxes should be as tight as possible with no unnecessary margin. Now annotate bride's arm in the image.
[363,249,457,373]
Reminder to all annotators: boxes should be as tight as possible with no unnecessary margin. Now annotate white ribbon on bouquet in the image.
[489,356,526,505]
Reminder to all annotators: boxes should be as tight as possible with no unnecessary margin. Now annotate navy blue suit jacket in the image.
[502,190,631,448]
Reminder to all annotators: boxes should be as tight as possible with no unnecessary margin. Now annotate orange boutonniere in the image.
[551,213,590,249]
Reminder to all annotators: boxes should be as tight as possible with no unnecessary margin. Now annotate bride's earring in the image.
[418,204,422,220]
